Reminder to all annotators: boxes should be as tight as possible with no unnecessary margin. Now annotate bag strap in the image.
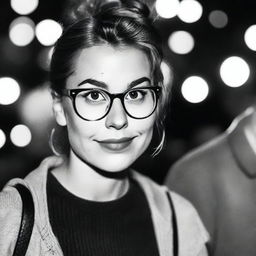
[13,184,35,256]
[166,192,179,256]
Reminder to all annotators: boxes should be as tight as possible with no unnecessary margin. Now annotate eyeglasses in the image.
[61,86,162,121]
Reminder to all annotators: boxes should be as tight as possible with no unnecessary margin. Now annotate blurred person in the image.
[0,1,209,255]
[165,106,256,256]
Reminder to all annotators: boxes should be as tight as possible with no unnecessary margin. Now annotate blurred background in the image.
[0,0,256,188]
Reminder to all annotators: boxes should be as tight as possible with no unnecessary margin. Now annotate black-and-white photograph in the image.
[0,0,256,255]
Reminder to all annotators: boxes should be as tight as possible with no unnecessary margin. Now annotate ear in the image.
[52,98,67,126]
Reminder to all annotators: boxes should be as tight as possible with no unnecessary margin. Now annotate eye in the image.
[79,89,107,103]
[126,89,146,101]
[89,91,103,100]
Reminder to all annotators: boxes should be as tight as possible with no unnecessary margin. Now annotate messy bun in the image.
[62,0,154,28]
[50,0,170,156]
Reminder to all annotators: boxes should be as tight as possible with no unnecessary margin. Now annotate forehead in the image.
[66,44,151,90]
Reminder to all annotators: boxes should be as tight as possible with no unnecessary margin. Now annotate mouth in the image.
[96,137,135,152]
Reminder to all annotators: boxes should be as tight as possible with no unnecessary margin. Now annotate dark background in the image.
[1,0,256,188]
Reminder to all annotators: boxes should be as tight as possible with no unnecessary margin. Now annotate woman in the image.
[0,0,209,255]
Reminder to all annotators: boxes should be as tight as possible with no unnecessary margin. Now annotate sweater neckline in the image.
[47,171,139,213]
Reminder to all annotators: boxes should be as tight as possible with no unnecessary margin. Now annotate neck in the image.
[52,150,129,202]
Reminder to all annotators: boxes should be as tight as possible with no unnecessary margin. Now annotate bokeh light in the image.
[11,0,39,15]
[209,10,228,28]
[9,17,35,47]
[155,0,180,19]
[35,19,63,46]
[19,84,54,155]
[244,25,256,51]
[0,129,6,149]
[20,85,53,131]
[181,76,209,103]
[178,0,203,23]
[0,77,21,105]
[168,31,194,54]
[10,124,32,147]
[220,56,250,87]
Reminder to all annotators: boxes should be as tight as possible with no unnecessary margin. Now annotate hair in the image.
[50,0,171,156]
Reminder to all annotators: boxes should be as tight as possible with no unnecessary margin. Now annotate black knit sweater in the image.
[47,171,160,256]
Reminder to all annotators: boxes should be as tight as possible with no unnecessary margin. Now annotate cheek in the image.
[139,121,154,137]
[140,113,156,132]
[64,107,96,142]
[135,115,155,142]
[141,127,153,151]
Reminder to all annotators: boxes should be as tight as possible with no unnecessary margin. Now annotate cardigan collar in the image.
[227,107,256,178]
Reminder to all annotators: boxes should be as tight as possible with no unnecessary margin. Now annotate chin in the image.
[95,153,137,172]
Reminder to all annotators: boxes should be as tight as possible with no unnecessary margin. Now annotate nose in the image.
[105,98,128,130]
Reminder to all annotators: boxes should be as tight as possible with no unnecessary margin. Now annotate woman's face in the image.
[55,44,156,172]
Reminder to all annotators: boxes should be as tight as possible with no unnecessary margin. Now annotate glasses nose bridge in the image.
[108,92,126,111]
[105,92,128,129]
[109,92,125,102]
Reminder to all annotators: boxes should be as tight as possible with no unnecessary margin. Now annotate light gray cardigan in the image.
[0,156,209,256]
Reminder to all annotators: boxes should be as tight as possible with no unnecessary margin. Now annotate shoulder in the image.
[0,181,23,212]
[0,155,62,215]
[133,170,207,231]
[0,182,23,221]
[0,184,22,254]
[169,191,210,254]
[170,191,209,240]
[132,172,209,254]
[165,132,231,188]
[164,133,234,238]
[174,133,228,173]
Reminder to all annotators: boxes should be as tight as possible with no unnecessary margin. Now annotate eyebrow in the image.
[76,77,151,89]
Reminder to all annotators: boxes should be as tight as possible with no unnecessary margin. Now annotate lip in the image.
[99,137,135,143]
[96,137,135,151]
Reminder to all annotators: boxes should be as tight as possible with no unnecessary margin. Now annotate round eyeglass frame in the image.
[61,86,162,121]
